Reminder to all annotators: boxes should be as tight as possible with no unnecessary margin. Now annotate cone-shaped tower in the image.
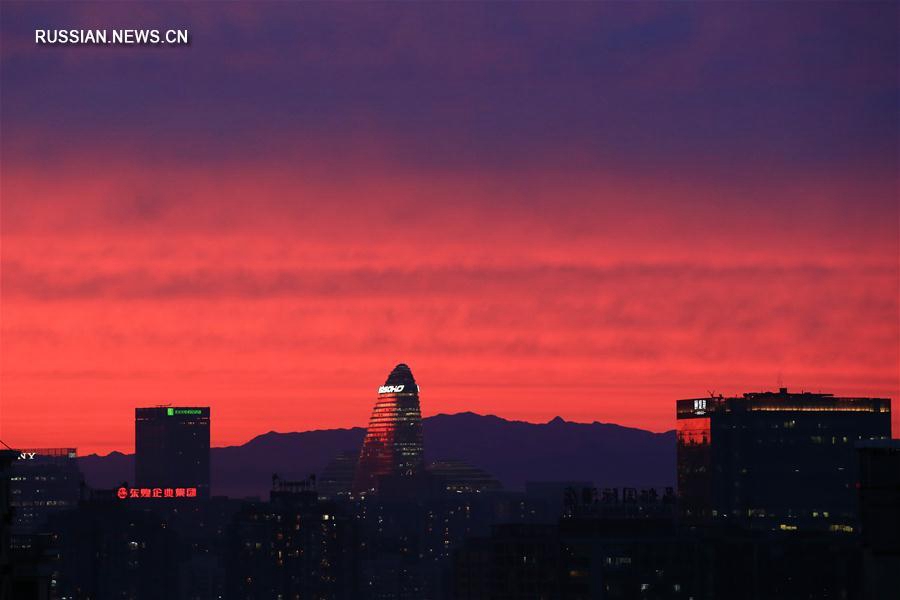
[353,363,424,493]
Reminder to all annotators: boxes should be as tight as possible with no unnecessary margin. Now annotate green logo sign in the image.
[166,408,203,416]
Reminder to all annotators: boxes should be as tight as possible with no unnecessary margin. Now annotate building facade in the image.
[48,488,184,600]
[857,439,900,599]
[8,448,82,547]
[135,406,211,498]
[226,478,356,599]
[676,388,891,531]
[353,364,425,494]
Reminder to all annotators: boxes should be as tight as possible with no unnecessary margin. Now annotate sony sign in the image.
[378,385,405,394]
[18,452,37,460]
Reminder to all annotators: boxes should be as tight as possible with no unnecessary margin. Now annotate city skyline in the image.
[6,378,894,598]
[2,2,898,455]
[1,378,893,459]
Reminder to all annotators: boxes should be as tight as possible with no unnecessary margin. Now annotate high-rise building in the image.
[8,448,82,548]
[353,364,425,494]
[135,406,210,498]
[676,388,891,531]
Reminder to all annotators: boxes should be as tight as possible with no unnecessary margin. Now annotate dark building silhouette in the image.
[452,487,698,600]
[707,529,863,600]
[47,487,184,600]
[350,489,534,599]
[525,482,593,522]
[226,477,356,599]
[559,515,704,600]
[2,449,80,600]
[857,439,900,599]
[141,495,242,599]
[0,450,58,600]
[318,450,359,500]
[676,388,891,531]
[428,460,503,494]
[1,450,18,599]
[353,364,424,494]
[454,523,562,600]
[135,406,210,498]
[8,448,82,550]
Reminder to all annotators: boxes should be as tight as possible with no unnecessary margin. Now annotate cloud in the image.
[1,1,897,452]
[2,2,897,174]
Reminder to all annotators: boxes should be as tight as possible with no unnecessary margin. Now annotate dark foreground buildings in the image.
[1,448,82,600]
[226,477,356,600]
[135,406,211,498]
[452,488,703,600]
[3,385,897,599]
[857,439,900,599]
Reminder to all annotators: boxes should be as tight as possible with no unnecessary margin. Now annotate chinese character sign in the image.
[116,486,198,499]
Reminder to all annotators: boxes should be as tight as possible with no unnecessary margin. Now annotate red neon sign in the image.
[116,486,198,499]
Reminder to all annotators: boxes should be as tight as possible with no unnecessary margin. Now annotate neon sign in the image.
[378,385,405,394]
[116,486,198,499]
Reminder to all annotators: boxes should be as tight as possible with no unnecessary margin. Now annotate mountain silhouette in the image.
[78,412,675,498]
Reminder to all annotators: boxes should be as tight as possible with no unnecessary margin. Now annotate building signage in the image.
[116,486,198,499]
[166,408,203,416]
[15,449,77,460]
[378,385,405,394]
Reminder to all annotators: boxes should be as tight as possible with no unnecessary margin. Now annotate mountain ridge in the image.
[78,412,676,497]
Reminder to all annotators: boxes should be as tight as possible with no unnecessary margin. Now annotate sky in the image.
[1,2,897,455]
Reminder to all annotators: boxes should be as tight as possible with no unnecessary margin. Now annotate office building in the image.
[8,448,82,545]
[857,439,900,599]
[135,406,210,498]
[676,388,891,531]
[353,364,425,494]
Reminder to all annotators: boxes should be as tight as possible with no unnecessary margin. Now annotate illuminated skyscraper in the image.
[135,406,210,498]
[353,364,425,493]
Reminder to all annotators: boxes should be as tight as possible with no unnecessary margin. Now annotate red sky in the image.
[1,2,898,454]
